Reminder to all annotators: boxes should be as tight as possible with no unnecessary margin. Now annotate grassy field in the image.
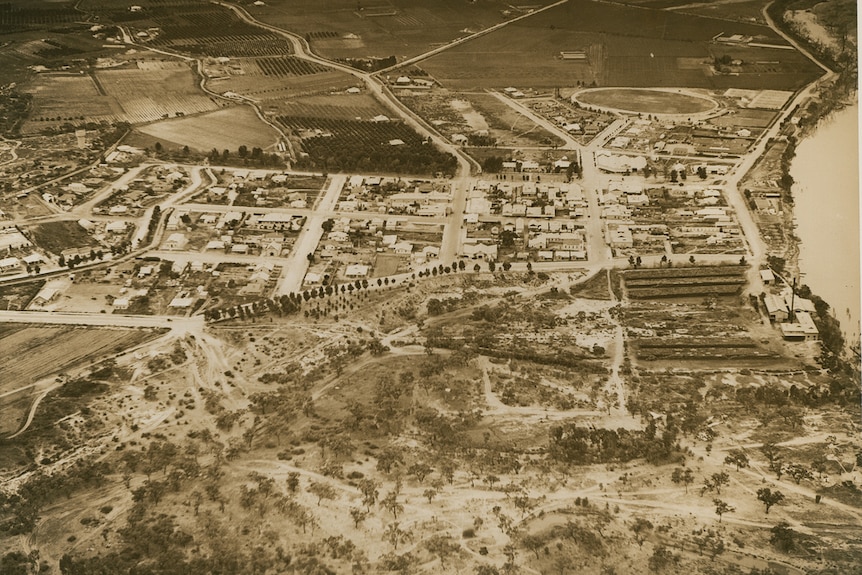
[136,106,280,152]
[419,0,821,90]
[576,88,716,114]
[0,325,161,435]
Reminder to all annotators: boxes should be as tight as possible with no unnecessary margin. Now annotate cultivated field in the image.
[575,88,717,115]
[136,106,280,152]
[275,93,390,120]
[97,63,220,124]
[22,74,117,133]
[419,0,821,90]
[245,0,553,60]
[0,325,161,435]
[281,116,458,175]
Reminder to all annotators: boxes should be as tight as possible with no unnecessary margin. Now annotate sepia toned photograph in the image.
[0,0,858,573]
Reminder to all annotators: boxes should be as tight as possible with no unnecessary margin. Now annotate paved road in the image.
[0,310,203,331]
[216,1,477,263]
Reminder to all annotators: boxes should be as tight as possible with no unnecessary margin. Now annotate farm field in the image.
[136,106,281,152]
[274,93,391,120]
[244,0,553,60]
[97,63,221,124]
[281,116,458,175]
[22,74,118,134]
[0,325,162,435]
[419,0,821,90]
[575,88,717,114]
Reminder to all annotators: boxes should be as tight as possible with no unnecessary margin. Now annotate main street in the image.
[275,174,347,295]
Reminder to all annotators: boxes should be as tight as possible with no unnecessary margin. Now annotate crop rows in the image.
[278,116,457,176]
[626,284,742,299]
[622,265,747,280]
[634,337,757,349]
[624,276,746,288]
[635,347,776,360]
[0,6,79,28]
[256,57,329,77]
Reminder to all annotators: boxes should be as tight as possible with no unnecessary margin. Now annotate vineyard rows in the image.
[0,6,79,28]
[622,266,747,280]
[624,276,747,288]
[626,284,742,299]
[256,57,329,77]
[634,337,757,349]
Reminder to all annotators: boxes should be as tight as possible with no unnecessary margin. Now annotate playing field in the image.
[575,88,717,115]
[136,106,280,152]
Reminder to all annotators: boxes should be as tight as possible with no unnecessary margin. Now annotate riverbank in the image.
[750,4,859,369]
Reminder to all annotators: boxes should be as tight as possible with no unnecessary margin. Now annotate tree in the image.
[713,499,734,522]
[308,481,337,506]
[710,471,729,495]
[520,533,545,559]
[425,534,459,566]
[358,479,379,510]
[725,449,749,471]
[756,488,784,514]
[784,463,813,484]
[630,518,653,546]
[380,490,403,519]
[770,522,796,552]
[286,472,300,493]
[671,467,695,493]
[350,506,368,528]
[383,521,412,550]
[648,546,678,572]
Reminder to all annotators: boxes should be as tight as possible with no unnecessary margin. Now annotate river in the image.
[790,103,860,350]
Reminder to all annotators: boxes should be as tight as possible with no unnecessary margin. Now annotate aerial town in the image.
[0,0,858,574]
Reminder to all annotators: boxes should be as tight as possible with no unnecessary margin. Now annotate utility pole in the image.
[789,277,797,323]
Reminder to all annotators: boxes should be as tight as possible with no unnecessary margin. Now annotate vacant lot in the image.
[575,88,717,114]
[136,106,280,152]
[29,220,97,255]
[0,325,161,435]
